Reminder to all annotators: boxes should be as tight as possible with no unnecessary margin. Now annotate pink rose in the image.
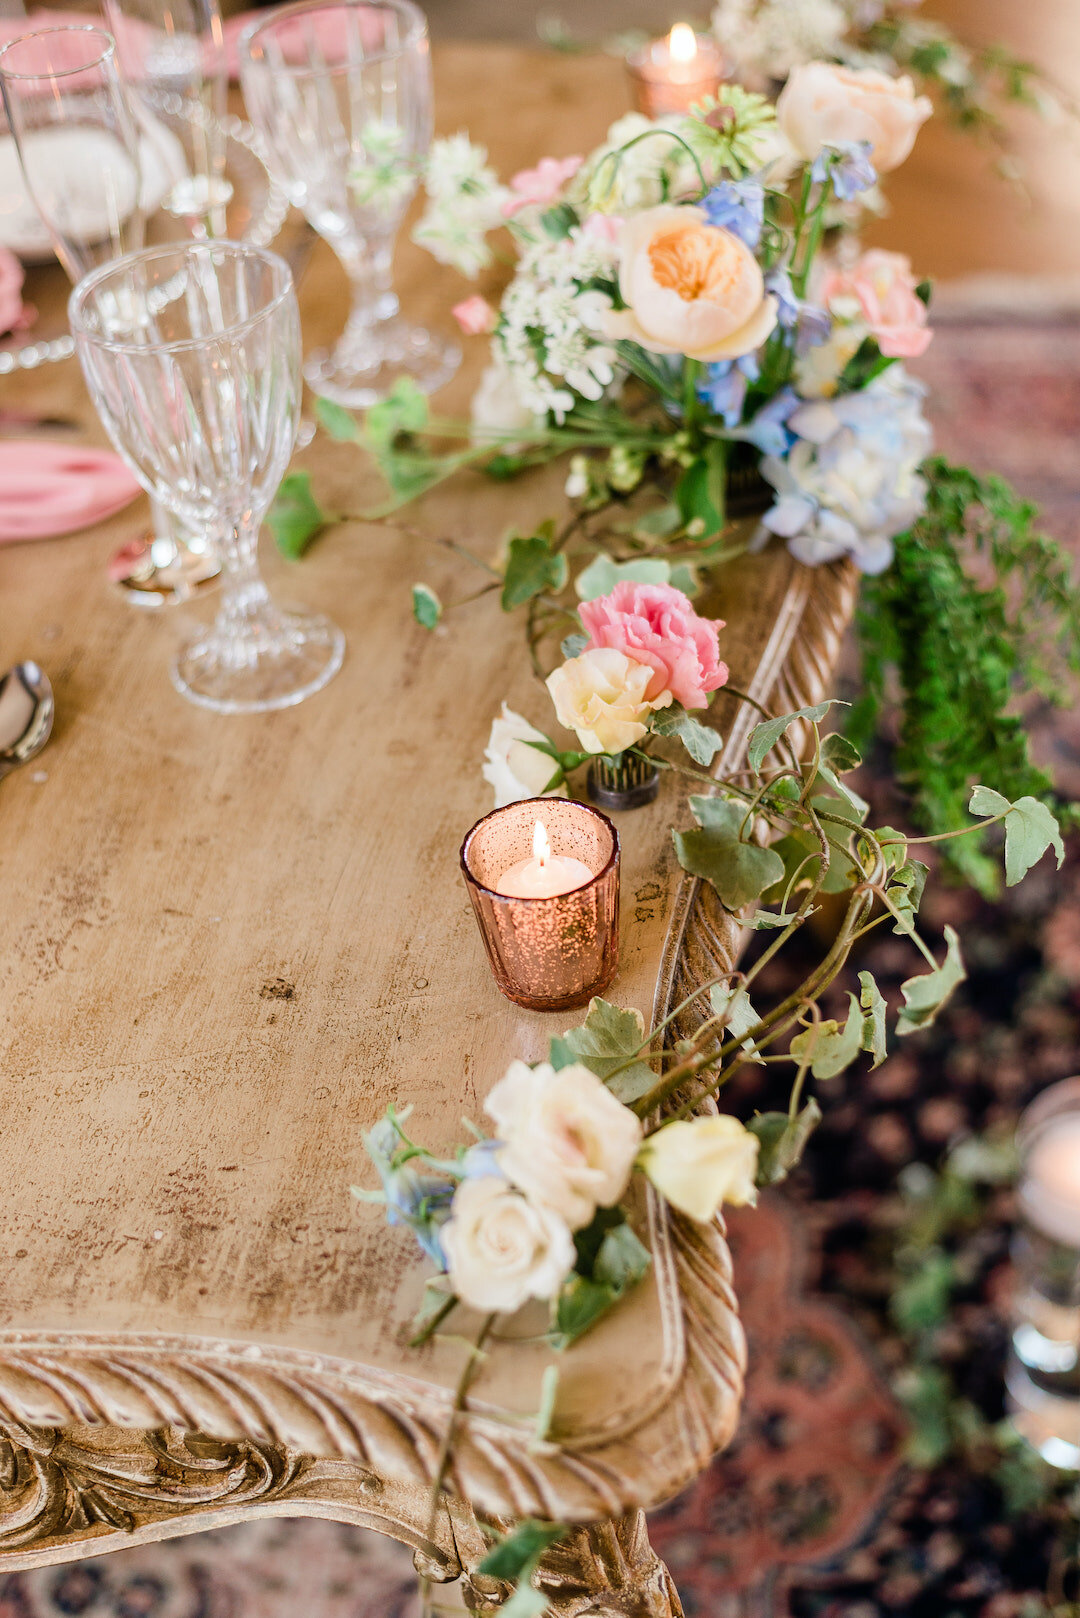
[502,155,583,218]
[821,249,932,359]
[452,295,497,336]
[0,247,31,338]
[579,581,728,711]
[579,212,623,247]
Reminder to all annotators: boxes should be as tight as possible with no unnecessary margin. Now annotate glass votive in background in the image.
[460,798,620,1012]
[1007,1077,1080,1469]
[626,23,724,119]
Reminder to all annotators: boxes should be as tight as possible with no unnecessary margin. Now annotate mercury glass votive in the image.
[460,798,620,1012]
[626,25,724,119]
[1006,1077,1080,1469]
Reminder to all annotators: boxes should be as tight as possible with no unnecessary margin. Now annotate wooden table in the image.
[0,45,855,1615]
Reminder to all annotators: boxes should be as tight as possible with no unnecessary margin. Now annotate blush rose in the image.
[821,249,932,359]
[579,581,728,711]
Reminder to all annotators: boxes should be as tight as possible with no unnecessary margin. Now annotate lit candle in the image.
[626,23,725,119]
[495,819,595,899]
[1024,1113,1080,1240]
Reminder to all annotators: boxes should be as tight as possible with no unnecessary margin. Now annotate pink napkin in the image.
[0,441,141,543]
[0,13,155,85]
[223,8,385,80]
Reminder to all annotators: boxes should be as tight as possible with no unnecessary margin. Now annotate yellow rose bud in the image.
[546,647,671,755]
[638,1116,759,1222]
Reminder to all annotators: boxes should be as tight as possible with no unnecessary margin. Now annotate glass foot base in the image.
[109,533,221,608]
[304,323,461,409]
[172,608,345,714]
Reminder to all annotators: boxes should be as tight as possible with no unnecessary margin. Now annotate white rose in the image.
[470,356,544,444]
[482,703,568,809]
[441,1176,575,1314]
[486,1060,644,1231]
[777,62,932,174]
[638,1116,759,1222]
[546,647,670,756]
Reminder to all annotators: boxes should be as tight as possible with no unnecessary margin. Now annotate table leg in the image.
[460,1511,683,1618]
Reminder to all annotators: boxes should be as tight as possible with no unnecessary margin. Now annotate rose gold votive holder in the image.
[460,798,620,1013]
[625,33,724,119]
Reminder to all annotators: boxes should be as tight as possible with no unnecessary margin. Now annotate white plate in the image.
[0,119,181,261]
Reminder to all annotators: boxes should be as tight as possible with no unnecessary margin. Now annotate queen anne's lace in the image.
[711,0,850,82]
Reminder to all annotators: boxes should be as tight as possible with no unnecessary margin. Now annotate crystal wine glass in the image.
[103,0,231,238]
[239,0,459,408]
[0,22,218,605]
[69,241,346,712]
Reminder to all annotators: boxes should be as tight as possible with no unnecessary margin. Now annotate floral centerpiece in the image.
[279,63,1080,878]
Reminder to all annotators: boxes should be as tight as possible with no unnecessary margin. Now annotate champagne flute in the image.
[0,23,218,604]
[70,240,345,712]
[239,0,459,408]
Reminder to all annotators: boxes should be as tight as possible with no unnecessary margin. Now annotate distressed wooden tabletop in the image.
[0,45,856,1540]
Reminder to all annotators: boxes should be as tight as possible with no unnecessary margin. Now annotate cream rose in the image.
[486,1060,644,1231]
[600,205,777,363]
[777,62,932,174]
[482,704,568,808]
[638,1116,759,1222]
[471,356,544,443]
[546,647,671,756]
[441,1176,575,1313]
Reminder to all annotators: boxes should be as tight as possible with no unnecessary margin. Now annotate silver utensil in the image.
[0,662,54,781]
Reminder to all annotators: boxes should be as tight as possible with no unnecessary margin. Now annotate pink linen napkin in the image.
[0,441,141,543]
[222,8,384,80]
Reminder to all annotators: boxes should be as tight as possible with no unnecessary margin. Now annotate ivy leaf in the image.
[479,1521,566,1583]
[747,701,839,772]
[551,1275,621,1350]
[315,397,362,442]
[675,442,726,537]
[820,733,861,774]
[789,992,863,1079]
[561,632,587,659]
[267,471,330,559]
[969,785,1065,886]
[874,827,910,874]
[859,970,888,1068]
[411,583,441,629]
[574,553,671,601]
[557,998,655,1103]
[593,1221,651,1291]
[502,533,569,611]
[364,375,428,448]
[748,1098,822,1186]
[896,925,966,1037]
[887,858,929,937]
[669,562,701,597]
[650,704,723,766]
[709,981,764,1060]
[540,201,578,238]
[673,796,785,911]
[751,907,815,929]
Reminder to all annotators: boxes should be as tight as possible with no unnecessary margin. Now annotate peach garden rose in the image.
[777,62,932,174]
[579,581,729,712]
[600,204,777,363]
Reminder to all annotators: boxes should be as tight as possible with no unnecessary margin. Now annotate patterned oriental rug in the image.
[4,310,1080,1618]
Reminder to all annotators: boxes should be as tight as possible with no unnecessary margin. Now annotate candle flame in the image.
[532,820,551,865]
[669,22,697,63]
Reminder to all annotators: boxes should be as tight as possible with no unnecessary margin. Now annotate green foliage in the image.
[747,700,838,771]
[411,583,442,629]
[501,528,569,610]
[650,704,724,767]
[672,795,785,910]
[709,981,764,1060]
[896,925,966,1036]
[267,471,331,559]
[551,998,655,1103]
[574,553,671,600]
[969,785,1065,886]
[852,458,1080,892]
[675,441,727,537]
[315,397,362,443]
[551,1213,651,1350]
[479,1519,567,1615]
[748,1098,822,1186]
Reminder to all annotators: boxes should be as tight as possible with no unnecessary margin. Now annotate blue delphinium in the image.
[698,353,761,428]
[811,140,876,202]
[360,1115,457,1267]
[764,267,831,354]
[701,179,765,250]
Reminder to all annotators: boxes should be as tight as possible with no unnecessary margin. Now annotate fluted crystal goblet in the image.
[69,241,345,712]
[239,0,459,407]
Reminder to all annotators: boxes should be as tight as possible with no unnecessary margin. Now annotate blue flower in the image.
[764,267,831,355]
[698,352,761,427]
[702,179,765,250]
[460,1138,505,1180]
[364,1116,456,1268]
[742,388,800,457]
[810,141,877,203]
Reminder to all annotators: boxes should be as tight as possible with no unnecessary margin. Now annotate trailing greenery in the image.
[850,458,1080,893]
